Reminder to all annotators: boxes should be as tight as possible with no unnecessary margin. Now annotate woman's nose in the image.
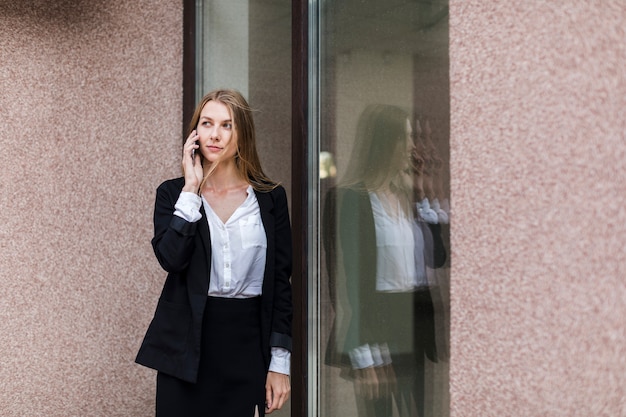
[209,126,220,140]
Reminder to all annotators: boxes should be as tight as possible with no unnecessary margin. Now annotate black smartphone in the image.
[191,131,198,161]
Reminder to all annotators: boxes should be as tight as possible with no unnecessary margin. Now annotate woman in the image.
[325,104,443,416]
[136,89,292,417]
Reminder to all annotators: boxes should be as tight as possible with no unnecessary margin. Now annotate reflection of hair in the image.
[341,104,409,191]
[417,118,443,177]
[188,89,277,192]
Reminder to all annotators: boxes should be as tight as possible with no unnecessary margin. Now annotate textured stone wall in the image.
[0,1,182,415]
[2,0,625,416]
[449,1,626,416]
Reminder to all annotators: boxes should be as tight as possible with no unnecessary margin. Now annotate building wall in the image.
[0,1,183,415]
[2,1,625,416]
[449,1,626,416]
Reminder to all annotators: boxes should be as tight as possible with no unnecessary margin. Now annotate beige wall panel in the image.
[333,50,414,180]
[449,1,626,416]
[0,1,183,415]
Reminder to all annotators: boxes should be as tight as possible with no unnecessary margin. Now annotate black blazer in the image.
[135,177,293,383]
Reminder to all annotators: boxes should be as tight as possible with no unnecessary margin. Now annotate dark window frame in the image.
[291,0,308,415]
[182,0,196,139]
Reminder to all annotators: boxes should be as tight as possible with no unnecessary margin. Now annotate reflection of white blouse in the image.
[370,192,418,292]
[350,193,434,369]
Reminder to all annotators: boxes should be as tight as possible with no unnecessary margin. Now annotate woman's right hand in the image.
[353,364,397,400]
[354,366,379,400]
[182,130,203,193]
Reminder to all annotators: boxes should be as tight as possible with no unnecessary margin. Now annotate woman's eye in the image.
[223,123,232,130]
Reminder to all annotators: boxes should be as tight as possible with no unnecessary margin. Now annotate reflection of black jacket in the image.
[135,177,293,383]
[323,186,445,368]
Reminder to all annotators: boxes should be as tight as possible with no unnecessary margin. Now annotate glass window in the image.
[196,0,292,198]
[314,1,450,416]
[194,1,292,416]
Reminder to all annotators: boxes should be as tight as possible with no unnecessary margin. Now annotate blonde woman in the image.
[136,89,292,416]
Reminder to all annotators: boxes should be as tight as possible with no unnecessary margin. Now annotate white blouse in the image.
[173,187,290,375]
[203,187,267,298]
[349,192,431,369]
[369,192,419,292]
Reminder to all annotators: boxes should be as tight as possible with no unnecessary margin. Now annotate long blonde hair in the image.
[342,104,410,190]
[341,104,414,216]
[187,89,278,192]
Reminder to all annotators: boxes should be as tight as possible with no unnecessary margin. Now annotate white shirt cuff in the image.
[432,198,449,224]
[269,347,291,375]
[370,343,384,367]
[349,344,375,369]
[418,198,439,224]
[379,342,392,366]
[173,191,202,223]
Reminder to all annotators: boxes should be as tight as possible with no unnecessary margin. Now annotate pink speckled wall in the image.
[2,0,625,416]
[449,1,626,416]
[0,1,182,415]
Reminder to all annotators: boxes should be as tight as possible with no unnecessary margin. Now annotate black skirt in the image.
[156,296,266,417]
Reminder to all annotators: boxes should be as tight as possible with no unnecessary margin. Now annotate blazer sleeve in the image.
[151,178,199,273]
[337,188,378,351]
[269,186,294,351]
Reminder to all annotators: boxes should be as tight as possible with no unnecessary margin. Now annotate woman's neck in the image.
[202,161,247,192]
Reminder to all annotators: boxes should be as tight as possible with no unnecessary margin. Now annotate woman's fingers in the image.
[354,367,380,400]
[181,130,202,193]
[265,372,290,414]
[183,130,199,163]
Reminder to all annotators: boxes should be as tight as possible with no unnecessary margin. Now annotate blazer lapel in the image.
[255,190,275,244]
[197,203,211,262]
[189,203,211,298]
[255,190,275,301]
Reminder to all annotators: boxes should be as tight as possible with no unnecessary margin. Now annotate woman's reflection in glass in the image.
[326,104,446,416]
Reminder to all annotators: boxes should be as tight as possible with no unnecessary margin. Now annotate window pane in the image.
[196,1,292,416]
[197,0,292,197]
[317,1,450,416]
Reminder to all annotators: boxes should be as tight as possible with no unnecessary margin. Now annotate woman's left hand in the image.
[265,371,290,414]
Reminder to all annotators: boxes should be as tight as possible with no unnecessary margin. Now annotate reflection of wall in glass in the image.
[196,0,292,202]
[199,0,249,97]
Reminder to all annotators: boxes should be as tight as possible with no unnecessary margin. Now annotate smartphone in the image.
[191,131,198,162]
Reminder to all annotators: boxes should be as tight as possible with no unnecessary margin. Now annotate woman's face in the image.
[196,100,238,164]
